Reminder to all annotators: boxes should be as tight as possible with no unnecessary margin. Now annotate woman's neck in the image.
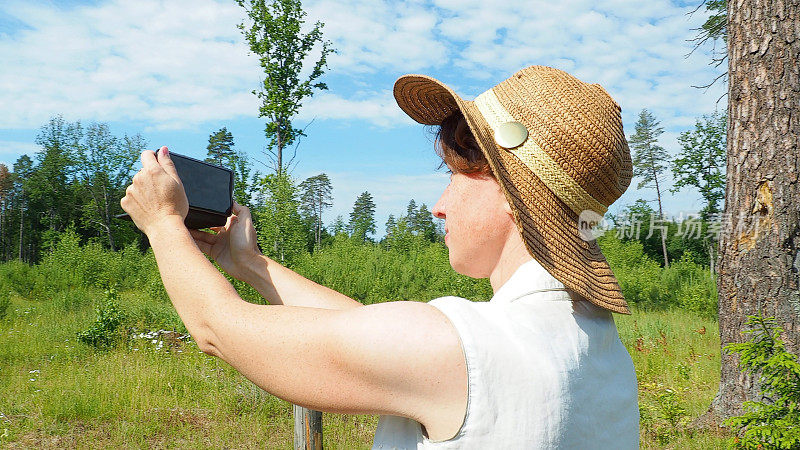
[488,232,534,292]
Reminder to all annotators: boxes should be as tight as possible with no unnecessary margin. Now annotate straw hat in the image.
[394,65,633,314]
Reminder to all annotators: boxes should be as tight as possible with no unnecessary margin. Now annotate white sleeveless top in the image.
[372,259,639,449]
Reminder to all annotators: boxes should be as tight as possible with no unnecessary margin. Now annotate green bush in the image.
[660,251,717,317]
[0,260,39,298]
[37,229,153,293]
[598,234,663,306]
[77,287,127,350]
[723,313,800,449]
[294,235,491,304]
[598,234,717,314]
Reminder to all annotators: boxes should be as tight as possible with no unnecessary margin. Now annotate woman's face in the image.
[432,169,517,278]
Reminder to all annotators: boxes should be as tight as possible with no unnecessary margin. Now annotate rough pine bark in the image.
[703,0,800,426]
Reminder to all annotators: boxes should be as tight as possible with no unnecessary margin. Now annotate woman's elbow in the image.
[196,335,223,358]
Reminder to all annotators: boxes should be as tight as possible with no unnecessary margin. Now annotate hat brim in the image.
[394,74,631,315]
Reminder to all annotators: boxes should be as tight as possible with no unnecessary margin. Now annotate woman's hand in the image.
[189,201,262,282]
[120,147,189,236]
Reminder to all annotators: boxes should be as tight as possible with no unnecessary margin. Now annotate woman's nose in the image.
[432,192,446,219]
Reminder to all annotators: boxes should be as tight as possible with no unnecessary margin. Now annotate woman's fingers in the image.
[232,201,251,221]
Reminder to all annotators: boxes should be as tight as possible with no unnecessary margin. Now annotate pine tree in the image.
[385,214,396,237]
[630,109,670,267]
[415,203,437,242]
[331,215,346,236]
[348,191,376,242]
[205,127,236,166]
[299,173,333,248]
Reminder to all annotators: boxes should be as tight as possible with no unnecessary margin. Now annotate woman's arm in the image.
[189,203,362,309]
[120,148,468,440]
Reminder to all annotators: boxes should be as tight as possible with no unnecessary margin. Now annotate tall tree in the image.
[0,164,11,260]
[30,116,81,253]
[230,150,254,208]
[414,203,437,242]
[671,112,727,220]
[348,191,376,242]
[704,0,800,427]
[254,172,308,265]
[671,112,727,273]
[630,109,670,267]
[205,127,235,165]
[330,215,346,237]
[76,123,143,250]
[12,155,33,262]
[385,214,396,237]
[204,128,254,206]
[205,127,236,166]
[236,0,334,175]
[299,173,332,248]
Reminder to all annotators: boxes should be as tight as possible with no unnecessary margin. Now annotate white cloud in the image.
[0,0,727,142]
[0,0,258,130]
[297,91,413,127]
[305,0,448,74]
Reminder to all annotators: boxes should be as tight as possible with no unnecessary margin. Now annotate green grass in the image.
[0,288,732,448]
[616,308,732,448]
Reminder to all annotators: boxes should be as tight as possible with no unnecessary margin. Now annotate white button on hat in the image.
[494,121,529,149]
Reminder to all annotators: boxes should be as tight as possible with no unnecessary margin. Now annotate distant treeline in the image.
[0,114,723,274]
[0,117,443,265]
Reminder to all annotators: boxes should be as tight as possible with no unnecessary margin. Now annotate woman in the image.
[121,65,639,448]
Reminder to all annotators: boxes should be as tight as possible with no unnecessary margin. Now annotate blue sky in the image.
[0,0,726,234]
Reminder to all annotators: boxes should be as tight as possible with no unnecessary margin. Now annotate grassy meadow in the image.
[0,232,734,448]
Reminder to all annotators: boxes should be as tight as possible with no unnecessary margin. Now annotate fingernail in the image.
[163,147,169,156]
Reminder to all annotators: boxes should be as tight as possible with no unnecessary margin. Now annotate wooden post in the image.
[293,405,322,450]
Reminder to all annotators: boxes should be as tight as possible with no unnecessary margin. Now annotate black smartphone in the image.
[117,152,234,229]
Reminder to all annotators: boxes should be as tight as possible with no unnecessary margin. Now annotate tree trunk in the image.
[102,185,116,251]
[698,0,800,429]
[652,166,670,268]
[277,119,283,176]
[18,199,24,262]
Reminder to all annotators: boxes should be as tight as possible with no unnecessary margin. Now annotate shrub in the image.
[37,229,152,293]
[77,287,127,350]
[724,313,800,449]
[0,260,39,298]
[294,236,491,303]
[660,251,717,317]
[598,234,718,314]
[598,234,663,307]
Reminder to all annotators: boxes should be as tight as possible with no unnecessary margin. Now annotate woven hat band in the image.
[473,88,609,218]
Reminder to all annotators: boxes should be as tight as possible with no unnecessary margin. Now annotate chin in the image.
[448,251,487,279]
